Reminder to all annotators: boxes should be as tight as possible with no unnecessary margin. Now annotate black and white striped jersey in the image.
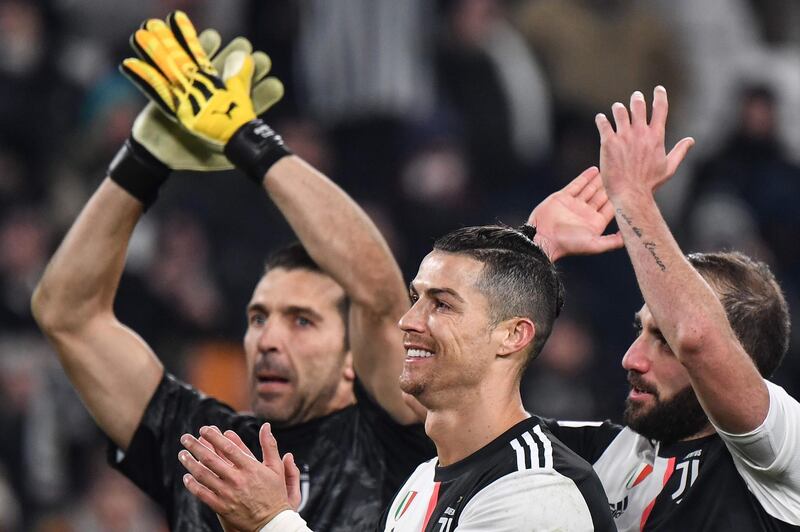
[379,416,615,531]
[544,380,800,531]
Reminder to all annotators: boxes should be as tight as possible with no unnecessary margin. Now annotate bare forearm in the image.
[33,179,143,329]
[262,156,406,314]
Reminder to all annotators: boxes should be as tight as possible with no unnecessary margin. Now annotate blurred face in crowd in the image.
[399,251,513,409]
[622,305,709,444]
[243,267,353,426]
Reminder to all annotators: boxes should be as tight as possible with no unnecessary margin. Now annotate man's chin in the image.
[623,386,710,445]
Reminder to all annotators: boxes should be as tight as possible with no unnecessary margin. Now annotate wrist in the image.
[107,137,171,209]
[608,188,655,210]
[224,119,293,184]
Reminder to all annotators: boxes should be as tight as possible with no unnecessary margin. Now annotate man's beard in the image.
[624,381,710,446]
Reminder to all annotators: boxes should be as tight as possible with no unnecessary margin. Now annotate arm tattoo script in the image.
[616,208,667,272]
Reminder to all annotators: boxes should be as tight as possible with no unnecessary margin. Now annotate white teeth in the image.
[406,348,434,358]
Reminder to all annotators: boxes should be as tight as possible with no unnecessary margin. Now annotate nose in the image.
[398,301,426,333]
[256,318,285,353]
[622,336,650,373]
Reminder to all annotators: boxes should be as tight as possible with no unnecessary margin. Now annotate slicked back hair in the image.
[687,251,790,377]
[433,225,564,374]
[263,243,350,349]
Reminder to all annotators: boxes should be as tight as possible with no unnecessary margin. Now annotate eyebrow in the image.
[409,283,466,303]
[247,303,324,322]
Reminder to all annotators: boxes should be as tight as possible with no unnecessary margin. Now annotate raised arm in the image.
[596,86,768,434]
[258,157,416,424]
[32,18,286,449]
[31,179,164,450]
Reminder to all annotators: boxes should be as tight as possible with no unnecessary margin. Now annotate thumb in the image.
[222,50,254,97]
[660,137,695,188]
[259,422,283,473]
[589,232,624,255]
[283,453,302,510]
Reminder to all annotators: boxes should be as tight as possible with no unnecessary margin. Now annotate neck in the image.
[424,387,529,466]
[679,423,716,443]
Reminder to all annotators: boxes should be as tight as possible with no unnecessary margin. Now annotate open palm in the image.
[528,167,622,262]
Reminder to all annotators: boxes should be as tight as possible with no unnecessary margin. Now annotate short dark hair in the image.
[433,225,564,372]
[263,243,351,348]
[687,251,790,377]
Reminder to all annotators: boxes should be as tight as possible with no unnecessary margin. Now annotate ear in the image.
[495,318,536,358]
[342,351,355,382]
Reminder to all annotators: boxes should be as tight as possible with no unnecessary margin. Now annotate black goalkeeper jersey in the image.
[109,373,435,532]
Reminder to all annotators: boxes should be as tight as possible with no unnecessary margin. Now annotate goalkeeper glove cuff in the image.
[108,138,171,209]
[224,119,292,184]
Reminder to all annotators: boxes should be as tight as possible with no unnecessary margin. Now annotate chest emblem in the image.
[394,490,418,520]
[625,463,654,490]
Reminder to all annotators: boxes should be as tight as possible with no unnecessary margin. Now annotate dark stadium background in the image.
[0,0,798,529]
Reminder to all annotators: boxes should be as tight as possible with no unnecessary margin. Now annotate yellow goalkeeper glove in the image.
[122,11,263,147]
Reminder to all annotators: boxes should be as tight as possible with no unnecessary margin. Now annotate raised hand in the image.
[179,423,297,531]
[528,166,623,261]
[595,86,694,200]
[122,11,279,149]
[119,11,283,171]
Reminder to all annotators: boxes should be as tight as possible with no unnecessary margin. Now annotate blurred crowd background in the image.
[1,0,799,529]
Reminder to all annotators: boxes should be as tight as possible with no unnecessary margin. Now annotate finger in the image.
[120,58,177,116]
[595,113,614,141]
[662,137,695,184]
[650,85,669,131]
[168,10,214,72]
[199,434,235,467]
[132,27,187,86]
[600,201,616,221]
[223,51,255,96]
[253,76,284,116]
[563,166,599,197]
[211,36,253,74]
[611,102,630,133]
[182,433,237,479]
[578,174,601,202]
[629,91,647,128]
[179,449,226,494]
[198,29,222,60]
[252,51,272,83]
[588,185,608,210]
[183,473,225,511]
[283,453,302,510]
[259,422,284,473]
[590,232,624,254]
[224,429,257,459]
[198,426,254,470]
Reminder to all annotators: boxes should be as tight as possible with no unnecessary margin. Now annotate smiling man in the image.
[179,223,617,531]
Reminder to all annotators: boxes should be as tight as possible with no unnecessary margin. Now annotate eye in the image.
[632,321,642,336]
[249,313,266,326]
[409,293,419,304]
[434,300,451,311]
[295,316,313,327]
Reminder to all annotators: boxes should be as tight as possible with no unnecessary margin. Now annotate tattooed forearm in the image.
[615,208,667,271]
[643,241,667,271]
[616,209,643,237]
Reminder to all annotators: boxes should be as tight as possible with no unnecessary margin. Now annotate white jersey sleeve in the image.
[258,510,313,532]
[713,380,800,525]
[456,469,595,531]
